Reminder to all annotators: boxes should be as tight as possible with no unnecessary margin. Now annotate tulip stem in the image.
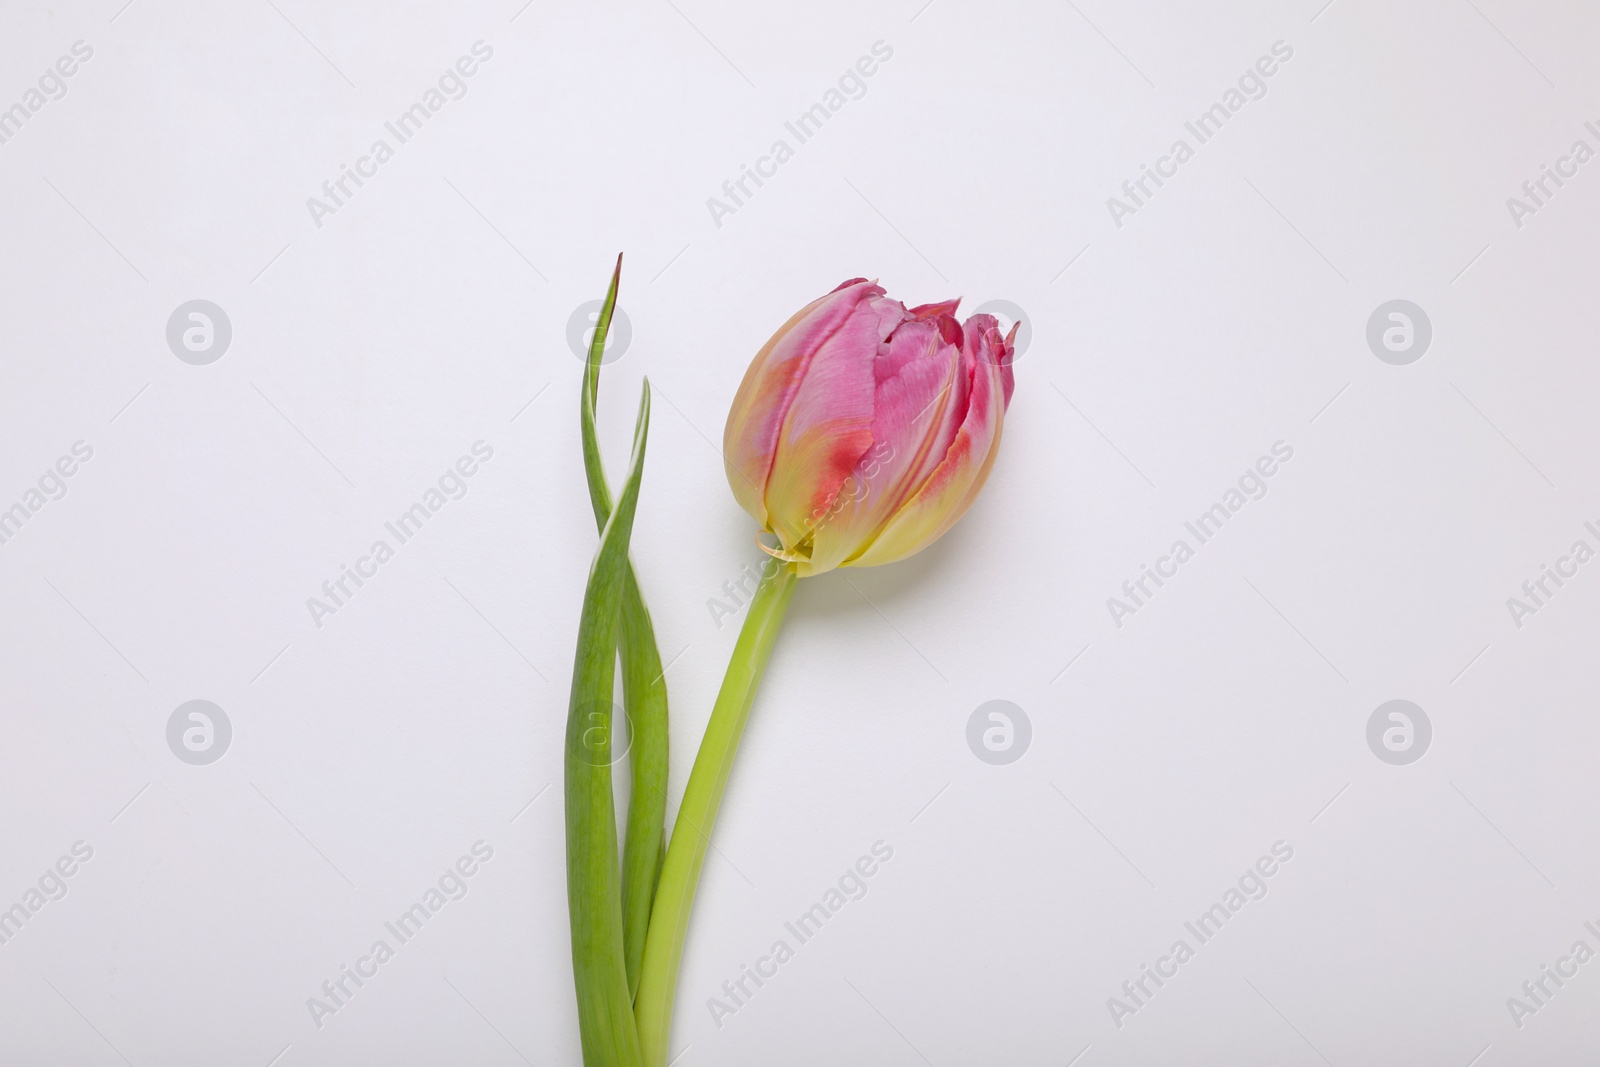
[633,561,799,1067]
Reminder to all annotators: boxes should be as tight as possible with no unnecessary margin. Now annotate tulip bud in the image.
[724,278,1016,577]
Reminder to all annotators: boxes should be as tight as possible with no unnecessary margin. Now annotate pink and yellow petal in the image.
[846,347,1008,569]
[806,324,961,574]
[723,280,884,526]
[759,291,906,551]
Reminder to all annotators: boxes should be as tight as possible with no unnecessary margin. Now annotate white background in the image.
[2,0,1598,1064]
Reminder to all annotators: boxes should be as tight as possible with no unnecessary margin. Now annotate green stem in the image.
[633,562,798,1067]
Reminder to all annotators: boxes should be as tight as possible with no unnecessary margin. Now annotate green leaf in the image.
[566,377,651,1067]
[581,255,670,1001]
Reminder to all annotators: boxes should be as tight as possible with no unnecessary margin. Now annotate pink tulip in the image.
[723,278,1017,577]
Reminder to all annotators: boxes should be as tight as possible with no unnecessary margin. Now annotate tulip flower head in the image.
[724,279,1017,577]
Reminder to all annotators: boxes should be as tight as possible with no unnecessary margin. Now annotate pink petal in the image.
[723,280,887,528]
[805,321,963,574]
[846,315,1011,568]
[760,291,907,551]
